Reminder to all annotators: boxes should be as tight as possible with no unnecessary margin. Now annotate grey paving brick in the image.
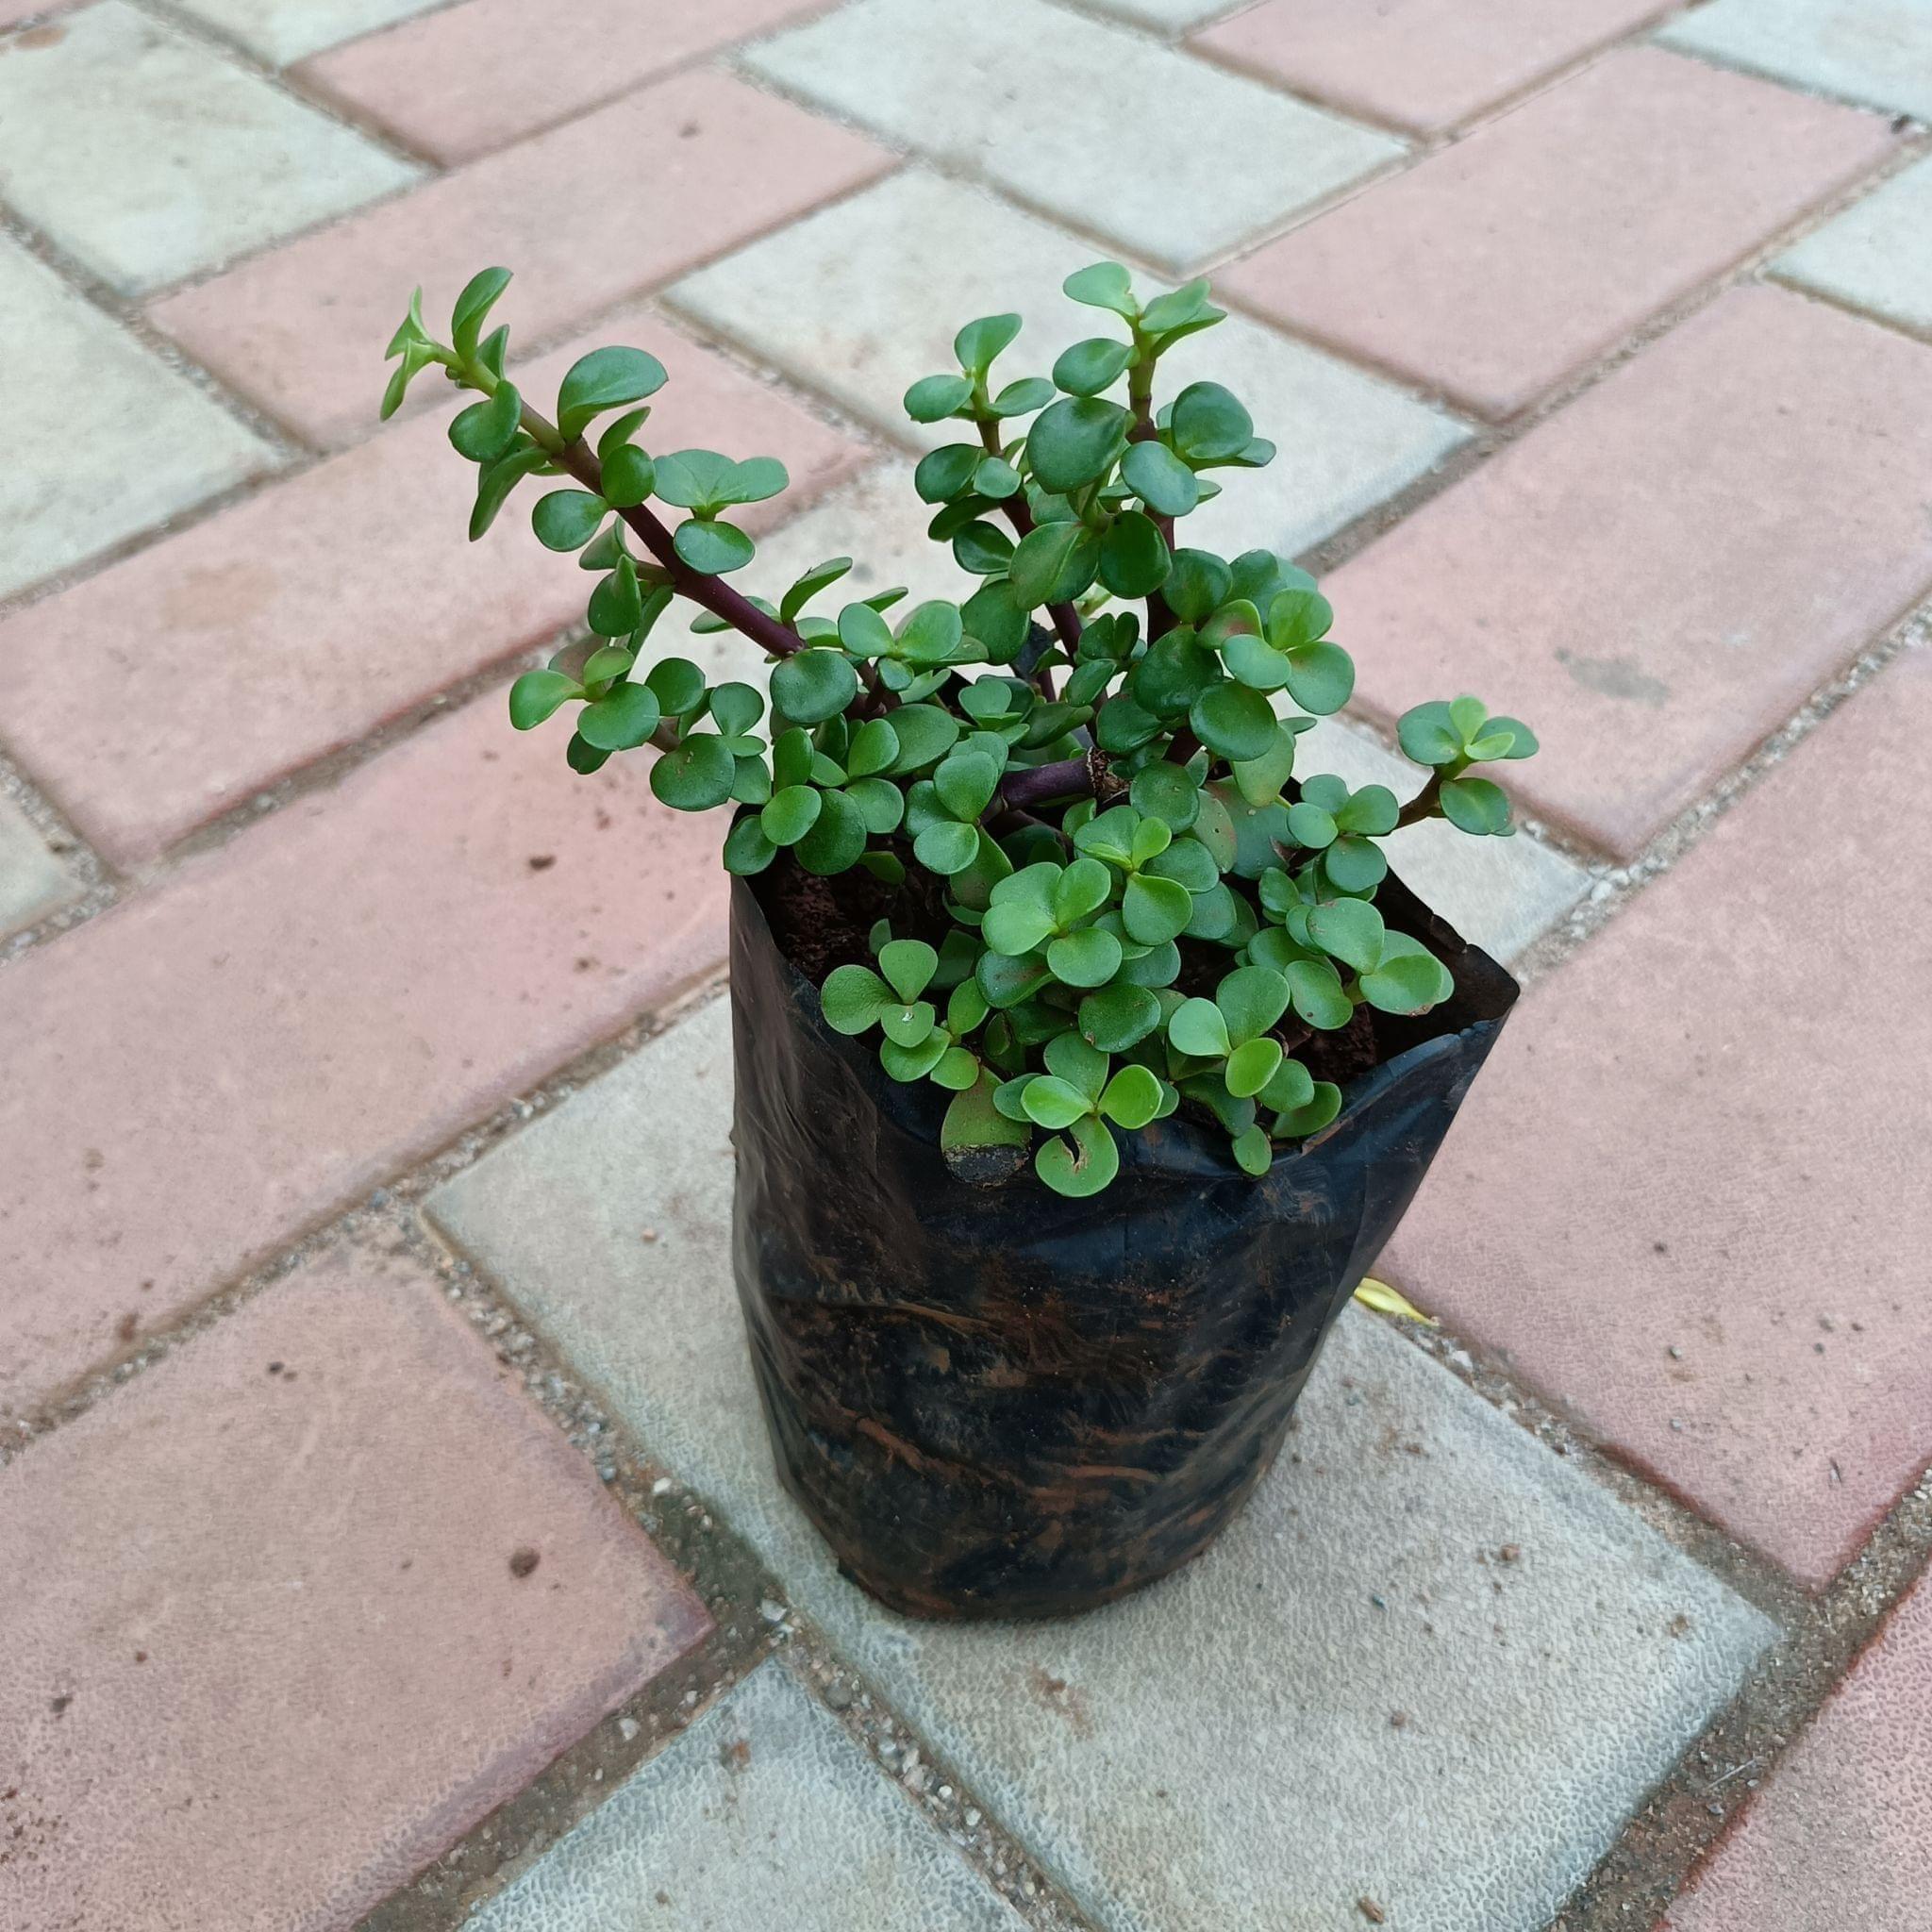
[0,2,416,294]
[170,0,443,64]
[744,0,1402,272]
[0,795,82,940]
[1774,154,1932,337]
[1657,0,1932,119]
[467,1661,1024,1932]
[0,237,275,601]
[1074,0,1249,28]
[429,998,1776,1932]
[1296,717,1591,963]
[669,171,1467,558]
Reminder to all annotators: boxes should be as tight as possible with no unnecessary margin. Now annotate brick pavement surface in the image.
[3,0,1928,1923]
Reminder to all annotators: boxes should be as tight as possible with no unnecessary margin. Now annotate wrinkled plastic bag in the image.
[728,871,1518,1620]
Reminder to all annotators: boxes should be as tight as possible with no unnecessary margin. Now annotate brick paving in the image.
[2,0,1929,1926]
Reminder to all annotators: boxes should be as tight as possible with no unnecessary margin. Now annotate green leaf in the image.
[557,346,668,442]
[1257,1055,1315,1115]
[470,441,549,541]
[1028,396,1130,493]
[723,814,776,875]
[760,784,823,846]
[1037,1114,1121,1196]
[1062,260,1138,319]
[915,819,981,875]
[780,557,853,625]
[1358,933,1455,1015]
[844,717,900,778]
[912,442,982,504]
[1122,440,1200,517]
[645,656,708,718]
[1307,898,1386,973]
[565,733,608,774]
[451,267,511,360]
[1170,382,1253,462]
[822,962,891,1035]
[508,669,579,729]
[1281,641,1356,716]
[795,785,868,875]
[1121,873,1191,946]
[846,776,905,834]
[1217,964,1290,1043]
[1008,520,1101,608]
[532,489,608,552]
[1020,1074,1091,1131]
[586,555,645,637]
[896,599,967,667]
[449,381,522,463]
[905,373,974,423]
[1129,762,1199,832]
[955,311,1023,375]
[1169,996,1231,1059]
[1323,836,1388,894]
[1095,691,1163,753]
[1165,549,1233,623]
[1099,1062,1162,1128]
[1054,857,1112,924]
[934,749,1001,824]
[649,732,736,811]
[880,1031,949,1082]
[597,408,651,462]
[1474,715,1539,761]
[771,648,858,725]
[1397,701,1465,767]
[1285,801,1337,849]
[1078,983,1161,1053]
[673,518,754,575]
[960,580,1030,663]
[1224,1036,1284,1099]
[1139,279,1221,337]
[836,601,895,659]
[1266,588,1333,650]
[1230,724,1297,808]
[931,1046,981,1092]
[974,456,1022,499]
[1336,785,1400,836]
[879,999,936,1049]
[1053,337,1134,396]
[1274,1082,1343,1139]
[885,704,961,773]
[601,442,656,508]
[707,680,763,738]
[953,520,1015,576]
[1099,510,1171,598]
[581,643,635,684]
[1230,1124,1274,1177]
[1285,958,1353,1030]
[575,681,660,751]
[878,939,939,1002]
[1190,681,1277,762]
[1440,775,1513,836]
[941,1074,1033,1159]
[990,376,1056,418]
[1047,926,1122,988]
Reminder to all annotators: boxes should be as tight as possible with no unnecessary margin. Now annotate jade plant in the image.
[384,263,1537,1196]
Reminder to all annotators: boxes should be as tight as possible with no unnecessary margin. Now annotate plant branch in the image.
[1395,772,1443,829]
[975,413,1079,674]
[1126,353,1178,641]
[994,748,1113,814]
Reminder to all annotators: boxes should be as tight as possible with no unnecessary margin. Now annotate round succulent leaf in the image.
[557,346,667,442]
[960,580,1030,664]
[876,939,939,1004]
[1053,337,1135,397]
[1129,762,1200,832]
[845,777,905,835]
[469,442,550,541]
[449,266,509,358]
[955,311,1022,377]
[1145,834,1218,893]
[1170,382,1253,463]
[1216,964,1291,1044]
[1474,715,1539,760]
[1036,1114,1121,1197]
[1281,641,1356,716]
[1284,958,1353,1030]
[952,520,1016,577]
[600,442,656,508]
[1224,1036,1284,1100]
[1230,1124,1274,1177]
[565,733,608,774]
[1274,1081,1343,1139]
[1047,925,1123,989]
[673,518,755,575]
[508,669,580,729]
[532,490,608,552]
[1121,439,1200,517]
[597,408,651,464]
[905,373,974,423]
[644,656,708,719]
[794,785,868,875]
[974,457,1023,501]
[728,457,789,506]
[1439,775,1513,836]
[932,749,1001,824]
[886,705,962,774]
[1190,681,1278,763]
[449,382,522,464]
[580,643,635,686]
[706,681,764,740]
[730,756,770,807]
[1054,856,1113,925]
[1164,549,1234,623]
[1021,1074,1092,1131]
[1099,509,1171,598]
[1257,1055,1315,1115]
[1043,1028,1109,1097]
[760,784,823,847]
[1285,801,1338,849]
[990,376,1056,418]
[1008,520,1102,608]
[1117,938,1181,988]
[1099,1062,1162,1129]
[648,731,736,811]
[1221,632,1292,693]
[1121,873,1192,946]
[1230,726,1297,808]
[770,648,858,725]
[1397,701,1464,767]
[1335,784,1400,836]
[876,997,935,1048]
[1168,995,1231,1060]
[1078,983,1161,1053]
[1307,897,1386,973]
[915,819,982,876]
[1094,692,1163,754]
[1266,587,1333,650]
[1323,837,1388,894]
[914,443,984,506]
[1027,396,1130,494]
[723,814,776,876]
[1357,933,1455,1015]
[880,1032,950,1083]
[895,599,968,667]
[1138,277,1215,334]
[1062,260,1139,318]
[575,680,660,751]
[978,950,1052,1009]
[1184,881,1240,942]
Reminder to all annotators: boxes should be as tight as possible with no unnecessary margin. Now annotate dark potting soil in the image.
[761,856,1401,1095]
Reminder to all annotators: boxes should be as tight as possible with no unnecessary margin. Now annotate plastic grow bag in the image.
[728,870,1518,1621]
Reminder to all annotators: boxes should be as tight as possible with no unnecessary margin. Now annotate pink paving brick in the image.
[149,68,894,449]
[0,693,724,1421]
[299,0,834,166]
[0,308,867,867]
[1328,285,1932,858]
[1220,47,1895,420]
[1662,1572,1932,1929]
[1381,644,1932,1590]
[1194,0,1674,137]
[0,1246,710,1932]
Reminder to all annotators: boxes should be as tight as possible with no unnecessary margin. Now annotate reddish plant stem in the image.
[996,748,1110,813]
[1395,771,1444,829]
